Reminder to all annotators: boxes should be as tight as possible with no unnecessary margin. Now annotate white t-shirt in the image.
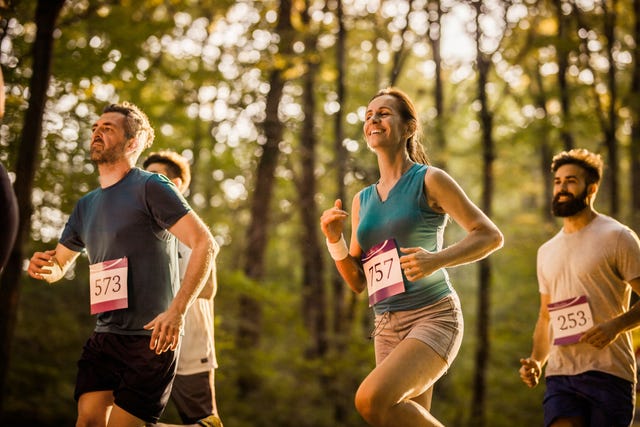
[177,241,217,375]
[537,214,640,383]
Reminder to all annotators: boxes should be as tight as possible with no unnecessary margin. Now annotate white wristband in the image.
[326,235,349,261]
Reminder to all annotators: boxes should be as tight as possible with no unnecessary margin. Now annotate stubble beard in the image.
[90,140,127,165]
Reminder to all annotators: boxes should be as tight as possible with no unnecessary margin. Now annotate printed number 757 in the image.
[368,258,394,283]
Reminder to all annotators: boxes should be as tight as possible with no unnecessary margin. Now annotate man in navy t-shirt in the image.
[27,102,217,427]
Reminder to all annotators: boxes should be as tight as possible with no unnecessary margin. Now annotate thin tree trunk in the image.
[427,0,447,168]
[236,0,294,397]
[603,0,619,217]
[533,65,554,221]
[332,0,348,346]
[299,2,327,359]
[0,0,66,412]
[553,0,574,151]
[330,2,354,422]
[388,0,415,86]
[469,2,495,426]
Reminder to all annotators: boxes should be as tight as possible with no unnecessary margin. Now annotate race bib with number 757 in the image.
[362,239,406,306]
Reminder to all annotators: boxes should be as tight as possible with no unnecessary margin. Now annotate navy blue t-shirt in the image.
[60,168,191,335]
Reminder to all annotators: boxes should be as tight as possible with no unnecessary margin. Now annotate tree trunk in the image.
[469,2,495,426]
[299,3,327,359]
[388,0,414,86]
[235,0,294,398]
[0,0,66,412]
[603,0,619,217]
[332,0,348,347]
[427,0,447,168]
[533,66,554,221]
[553,0,575,151]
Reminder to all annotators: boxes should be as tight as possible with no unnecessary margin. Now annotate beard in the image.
[90,139,127,165]
[551,187,589,217]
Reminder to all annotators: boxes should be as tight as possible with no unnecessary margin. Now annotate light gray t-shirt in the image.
[537,214,640,383]
[176,241,217,375]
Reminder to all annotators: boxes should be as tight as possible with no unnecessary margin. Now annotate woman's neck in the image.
[377,155,414,187]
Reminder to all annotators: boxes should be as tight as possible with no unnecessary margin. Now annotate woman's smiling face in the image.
[364,94,409,151]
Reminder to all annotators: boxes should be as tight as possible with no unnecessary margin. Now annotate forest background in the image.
[1,0,640,426]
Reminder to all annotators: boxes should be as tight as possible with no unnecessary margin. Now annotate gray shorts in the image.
[372,293,464,366]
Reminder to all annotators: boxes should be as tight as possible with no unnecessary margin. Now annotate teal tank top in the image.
[357,163,452,314]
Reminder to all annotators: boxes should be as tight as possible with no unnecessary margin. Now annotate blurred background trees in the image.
[1,0,639,426]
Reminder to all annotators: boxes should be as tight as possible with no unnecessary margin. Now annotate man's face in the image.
[551,164,591,217]
[90,112,129,165]
[145,162,184,193]
[145,162,170,179]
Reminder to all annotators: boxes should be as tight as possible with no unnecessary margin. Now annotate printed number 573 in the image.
[93,275,122,296]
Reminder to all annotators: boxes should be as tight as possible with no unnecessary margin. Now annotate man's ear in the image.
[172,177,184,193]
[126,137,139,155]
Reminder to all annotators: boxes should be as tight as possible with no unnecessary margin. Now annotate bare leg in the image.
[412,387,434,411]
[76,391,114,427]
[107,405,146,427]
[355,338,448,427]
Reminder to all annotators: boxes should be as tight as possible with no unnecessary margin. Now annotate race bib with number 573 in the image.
[362,239,405,306]
[89,257,129,315]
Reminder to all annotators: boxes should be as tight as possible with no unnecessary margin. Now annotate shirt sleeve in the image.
[144,173,191,230]
[536,246,550,295]
[59,203,86,252]
[615,226,640,282]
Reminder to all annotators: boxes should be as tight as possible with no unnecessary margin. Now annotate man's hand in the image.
[143,309,184,355]
[28,250,62,282]
[519,357,542,388]
[579,321,620,349]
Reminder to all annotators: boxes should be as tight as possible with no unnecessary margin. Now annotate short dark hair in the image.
[551,148,603,185]
[103,102,155,150]
[143,150,191,191]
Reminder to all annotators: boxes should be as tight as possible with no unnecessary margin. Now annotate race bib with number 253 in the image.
[548,295,594,345]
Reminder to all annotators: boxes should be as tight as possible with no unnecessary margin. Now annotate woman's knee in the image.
[355,381,387,424]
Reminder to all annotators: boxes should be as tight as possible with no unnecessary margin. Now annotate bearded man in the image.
[519,148,640,427]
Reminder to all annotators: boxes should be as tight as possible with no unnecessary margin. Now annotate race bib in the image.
[89,257,128,314]
[548,296,594,345]
[362,239,405,306]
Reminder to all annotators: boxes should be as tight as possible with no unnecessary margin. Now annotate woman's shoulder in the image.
[424,165,453,187]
